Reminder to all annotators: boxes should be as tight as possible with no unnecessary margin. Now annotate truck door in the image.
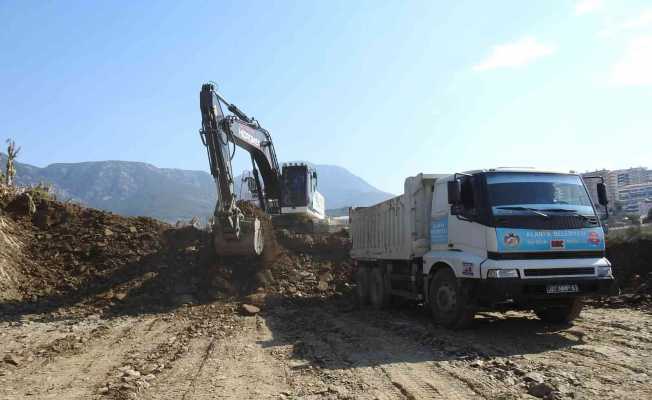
[448,175,488,257]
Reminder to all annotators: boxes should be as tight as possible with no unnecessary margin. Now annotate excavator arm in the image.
[199,83,281,256]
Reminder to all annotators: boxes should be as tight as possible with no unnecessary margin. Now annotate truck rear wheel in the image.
[535,299,584,324]
[356,265,371,307]
[369,267,390,309]
[429,269,474,329]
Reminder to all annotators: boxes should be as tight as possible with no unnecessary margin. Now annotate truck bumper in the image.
[474,276,617,306]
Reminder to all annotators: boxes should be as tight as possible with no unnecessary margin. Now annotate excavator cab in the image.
[280,163,325,220]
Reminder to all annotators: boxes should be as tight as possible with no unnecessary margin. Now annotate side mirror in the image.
[447,180,462,205]
[597,182,608,206]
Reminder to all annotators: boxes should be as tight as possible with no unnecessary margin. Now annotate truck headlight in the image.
[487,269,519,279]
[597,266,613,277]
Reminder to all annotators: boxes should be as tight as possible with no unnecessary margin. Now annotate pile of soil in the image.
[594,236,652,307]
[0,190,353,317]
[607,237,652,288]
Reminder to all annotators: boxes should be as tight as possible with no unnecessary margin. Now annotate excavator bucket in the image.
[213,217,264,257]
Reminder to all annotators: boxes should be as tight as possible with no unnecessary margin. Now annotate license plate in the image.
[546,284,579,294]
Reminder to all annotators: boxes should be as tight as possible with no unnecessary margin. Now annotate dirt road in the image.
[1,299,650,400]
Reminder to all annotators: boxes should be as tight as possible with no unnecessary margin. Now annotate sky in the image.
[1,0,651,194]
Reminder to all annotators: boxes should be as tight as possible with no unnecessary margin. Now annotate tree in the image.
[5,139,20,186]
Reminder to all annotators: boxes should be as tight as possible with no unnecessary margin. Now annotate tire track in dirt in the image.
[0,315,168,400]
[265,305,485,399]
[142,315,290,400]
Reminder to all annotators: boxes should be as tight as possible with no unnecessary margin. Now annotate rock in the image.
[470,360,484,368]
[114,291,128,301]
[241,304,260,315]
[129,226,138,233]
[317,280,329,291]
[524,372,545,383]
[528,382,556,398]
[244,293,266,307]
[104,228,114,236]
[504,376,516,385]
[121,368,141,378]
[319,271,333,282]
[3,354,20,366]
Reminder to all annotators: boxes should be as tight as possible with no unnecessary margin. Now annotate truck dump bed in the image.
[350,174,446,260]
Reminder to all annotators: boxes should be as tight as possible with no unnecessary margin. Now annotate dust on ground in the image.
[1,190,650,400]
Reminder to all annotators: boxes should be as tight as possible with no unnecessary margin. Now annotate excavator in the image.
[199,83,325,257]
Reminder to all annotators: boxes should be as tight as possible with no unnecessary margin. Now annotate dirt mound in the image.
[0,213,29,302]
[608,237,652,288]
[0,190,353,317]
[585,237,652,308]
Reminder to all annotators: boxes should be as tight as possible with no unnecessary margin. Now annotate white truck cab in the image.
[351,168,615,328]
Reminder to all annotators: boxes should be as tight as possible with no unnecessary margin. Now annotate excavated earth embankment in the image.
[1,189,650,400]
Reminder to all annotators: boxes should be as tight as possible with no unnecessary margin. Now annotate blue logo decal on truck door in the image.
[495,227,605,252]
[430,216,448,245]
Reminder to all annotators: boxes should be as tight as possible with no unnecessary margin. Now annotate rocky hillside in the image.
[1,154,393,222]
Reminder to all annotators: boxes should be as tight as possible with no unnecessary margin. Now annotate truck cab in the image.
[426,169,614,325]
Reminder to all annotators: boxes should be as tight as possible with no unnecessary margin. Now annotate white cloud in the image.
[610,36,652,86]
[472,37,556,72]
[575,0,603,16]
[599,10,652,37]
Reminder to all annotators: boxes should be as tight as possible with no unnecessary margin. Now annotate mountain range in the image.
[0,154,393,222]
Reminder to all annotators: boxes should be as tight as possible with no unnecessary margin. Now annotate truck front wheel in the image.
[535,299,584,324]
[429,269,474,329]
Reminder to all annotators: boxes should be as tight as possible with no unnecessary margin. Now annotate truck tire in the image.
[535,299,584,324]
[429,269,474,329]
[369,267,391,309]
[356,265,371,307]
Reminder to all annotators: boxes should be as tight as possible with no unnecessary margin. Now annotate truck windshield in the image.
[486,173,595,216]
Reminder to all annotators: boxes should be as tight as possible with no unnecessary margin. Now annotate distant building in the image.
[583,167,651,211]
[617,182,652,215]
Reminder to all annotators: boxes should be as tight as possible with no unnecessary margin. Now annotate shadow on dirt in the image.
[258,295,582,369]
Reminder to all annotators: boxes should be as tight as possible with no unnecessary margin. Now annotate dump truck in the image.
[350,169,615,328]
